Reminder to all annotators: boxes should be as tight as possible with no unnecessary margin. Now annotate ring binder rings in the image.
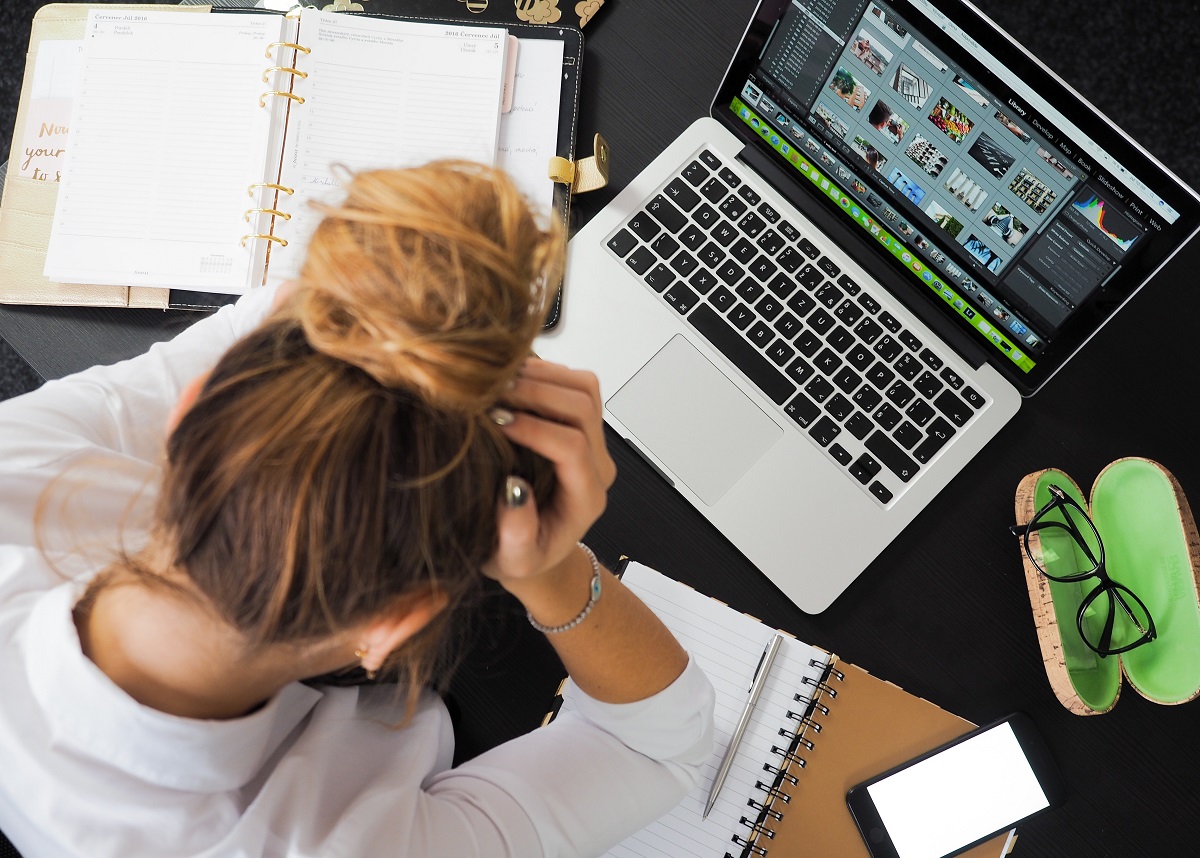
[266,41,311,58]
[244,208,292,222]
[262,66,308,82]
[258,91,305,107]
[552,563,1018,858]
[240,234,288,247]
[247,183,295,197]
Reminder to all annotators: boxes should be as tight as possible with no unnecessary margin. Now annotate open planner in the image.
[0,3,582,308]
[558,563,1016,858]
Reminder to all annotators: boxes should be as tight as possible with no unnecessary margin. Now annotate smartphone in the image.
[846,713,1067,858]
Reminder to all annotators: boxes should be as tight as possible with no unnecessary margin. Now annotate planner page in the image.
[44,10,286,293]
[495,36,564,220]
[267,10,507,283]
[559,563,831,858]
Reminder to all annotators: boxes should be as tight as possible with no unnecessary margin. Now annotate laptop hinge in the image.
[737,143,991,372]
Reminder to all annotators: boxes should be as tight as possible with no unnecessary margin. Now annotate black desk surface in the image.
[4,1,1199,855]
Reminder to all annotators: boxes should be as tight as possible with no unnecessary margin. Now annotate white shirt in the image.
[0,288,716,858]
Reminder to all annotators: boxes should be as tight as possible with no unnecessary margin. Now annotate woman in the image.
[0,162,714,857]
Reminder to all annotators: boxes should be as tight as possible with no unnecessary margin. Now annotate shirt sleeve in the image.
[413,655,715,857]
[0,287,277,570]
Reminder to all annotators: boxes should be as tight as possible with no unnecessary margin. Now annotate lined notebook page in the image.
[561,564,831,858]
[495,36,564,219]
[44,10,285,293]
[268,10,507,283]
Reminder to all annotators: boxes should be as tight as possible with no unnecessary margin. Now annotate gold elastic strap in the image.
[548,132,611,193]
[240,234,289,248]
[247,183,295,198]
[266,41,311,59]
[262,66,308,82]
[243,208,291,222]
[260,91,305,108]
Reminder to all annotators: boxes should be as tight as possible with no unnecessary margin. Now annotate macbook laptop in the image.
[536,0,1200,612]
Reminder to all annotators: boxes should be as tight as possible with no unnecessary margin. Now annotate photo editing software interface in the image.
[730,0,1180,374]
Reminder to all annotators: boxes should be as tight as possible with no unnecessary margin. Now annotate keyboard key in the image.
[894,353,922,381]
[646,195,686,232]
[766,339,796,366]
[736,278,765,303]
[853,317,883,344]
[900,330,922,352]
[913,417,956,463]
[962,386,985,408]
[758,202,781,223]
[873,335,902,362]
[853,386,882,412]
[698,242,725,269]
[829,443,853,466]
[845,411,873,440]
[940,367,964,390]
[866,431,920,482]
[817,256,841,278]
[850,453,881,485]
[809,416,842,447]
[748,321,774,347]
[718,166,741,187]
[716,259,744,285]
[768,273,798,300]
[873,402,901,431]
[737,185,761,205]
[711,221,738,246]
[756,295,784,321]
[805,375,834,403]
[710,285,736,313]
[699,149,722,169]
[651,233,680,259]
[687,304,796,405]
[628,212,661,241]
[866,362,896,389]
[670,251,699,278]
[835,300,864,326]
[720,195,748,220]
[608,229,637,257]
[914,371,943,400]
[869,481,893,503]
[738,211,766,238]
[795,330,821,356]
[816,282,844,309]
[886,380,915,408]
[857,293,881,314]
[894,421,921,449]
[689,269,717,294]
[626,246,655,275]
[774,312,802,339]
[644,263,673,292]
[934,390,973,426]
[682,159,710,186]
[731,238,758,264]
[786,290,815,317]
[749,256,777,282]
[828,325,855,353]
[778,220,801,242]
[757,229,785,255]
[693,203,720,229]
[797,264,824,290]
[798,237,820,258]
[877,311,902,333]
[663,177,701,211]
[846,344,874,371]
[679,224,707,251]
[777,247,805,273]
[837,274,861,296]
[833,366,861,394]
[728,302,755,330]
[807,309,834,335]
[663,282,698,314]
[919,348,944,371]
[814,347,842,376]
[784,392,820,427]
[784,356,815,385]
[905,399,935,426]
[700,177,728,203]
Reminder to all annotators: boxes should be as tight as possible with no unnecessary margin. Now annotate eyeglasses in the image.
[1010,484,1156,658]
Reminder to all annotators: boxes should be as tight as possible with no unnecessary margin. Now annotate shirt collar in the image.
[19,582,323,793]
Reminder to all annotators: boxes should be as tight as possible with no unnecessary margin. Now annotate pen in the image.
[703,633,784,819]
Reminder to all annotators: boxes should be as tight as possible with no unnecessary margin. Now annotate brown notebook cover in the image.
[752,659,1013,857]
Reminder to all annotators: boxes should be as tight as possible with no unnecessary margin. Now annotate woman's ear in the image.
[167,372,211,434]
[357,589,450,674]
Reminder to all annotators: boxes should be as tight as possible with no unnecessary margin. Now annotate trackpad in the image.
[607,335,783,505]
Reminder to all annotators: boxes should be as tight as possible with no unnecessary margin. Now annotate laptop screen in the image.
[713,0,1200,394]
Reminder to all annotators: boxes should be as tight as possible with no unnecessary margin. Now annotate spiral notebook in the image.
[7,3,581,306]
[558,564,1015,858]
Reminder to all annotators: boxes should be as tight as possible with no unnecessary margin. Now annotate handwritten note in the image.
[19,39,83,181]
[495,36,564,219]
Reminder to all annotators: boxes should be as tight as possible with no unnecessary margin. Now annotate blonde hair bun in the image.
[292,161,564,411]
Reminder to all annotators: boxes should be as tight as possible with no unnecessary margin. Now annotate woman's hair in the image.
[147,162,563,704]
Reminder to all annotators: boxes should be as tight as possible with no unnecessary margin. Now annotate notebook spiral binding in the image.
[243,39,311,250]
[728,658,846,858]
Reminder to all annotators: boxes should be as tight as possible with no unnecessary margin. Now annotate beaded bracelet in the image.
[527,543,603,635]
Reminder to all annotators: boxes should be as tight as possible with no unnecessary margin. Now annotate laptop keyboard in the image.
[604,147,988,505]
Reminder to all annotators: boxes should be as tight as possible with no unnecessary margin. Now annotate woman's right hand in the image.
[482,358,616,590]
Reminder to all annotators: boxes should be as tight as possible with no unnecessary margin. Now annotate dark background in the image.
[3,2,1200,856]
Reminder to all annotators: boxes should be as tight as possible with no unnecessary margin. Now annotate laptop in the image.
[536,0,1200,612]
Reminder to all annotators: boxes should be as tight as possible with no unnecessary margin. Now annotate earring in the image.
[354,648,378,681]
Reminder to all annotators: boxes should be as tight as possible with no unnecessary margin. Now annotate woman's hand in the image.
[482,358,616,588]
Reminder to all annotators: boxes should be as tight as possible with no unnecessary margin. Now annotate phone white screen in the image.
[865,722,1049,858]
